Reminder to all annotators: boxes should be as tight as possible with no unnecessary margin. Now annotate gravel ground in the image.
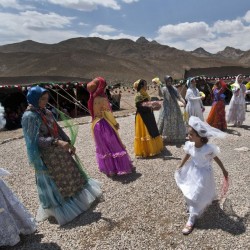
[0,101,249,250]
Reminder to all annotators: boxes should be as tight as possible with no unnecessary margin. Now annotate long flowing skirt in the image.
[186,101,204,121]
[0,180,36,247]
[175,161,217,217]
[207,101,227,131]
[134,113,164,157]
[227,102,245,125]
[37,145,102,225]
[157,99,186,143]
[93,118,133,176]
[36,177,102,225]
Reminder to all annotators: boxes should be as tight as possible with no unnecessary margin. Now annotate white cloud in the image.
[155,13,250,53]
[122,0,139,3]
[0,11,82,44]
[46,0,120,11]
[89,32,138,41]
[21,11,75,30]
[156,22,213,43]
[0,0,33,10]
[243,10,250,23]
[212,19,244,34]
[78,22,88,26]
[93,25,117,33]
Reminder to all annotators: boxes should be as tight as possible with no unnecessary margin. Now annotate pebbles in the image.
[0,104,249,250]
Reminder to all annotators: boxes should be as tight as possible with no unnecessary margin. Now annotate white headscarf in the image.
[235,74,243,85]
[186,77,195,88]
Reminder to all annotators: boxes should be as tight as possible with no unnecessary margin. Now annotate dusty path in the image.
[0,95,249,249]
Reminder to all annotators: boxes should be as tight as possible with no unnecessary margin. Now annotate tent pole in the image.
[75,87,77,118]
[57,91,59,110]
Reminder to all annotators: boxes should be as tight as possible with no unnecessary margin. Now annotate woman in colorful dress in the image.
[227,74,247,127]
[156,75,186,144]
[185,77,205,121]
[87,77,133,177]
[22,86,102,226]
[0,168,36,247]
[134,79,164,157]
[207,80,227,131]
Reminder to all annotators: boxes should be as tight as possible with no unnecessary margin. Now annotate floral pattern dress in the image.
[157,86,186,144]
[22,108,102,225]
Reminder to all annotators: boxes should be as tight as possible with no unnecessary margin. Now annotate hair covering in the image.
[164,75,173,83]
[133,79,146,92]
[232,74,243,90]
[235,74,243,85]
[87,77,108,119]
[152,77,162,86]
[133,79,141,90]
[186,77,196,88]
[134,79,150,103]
[189,116,226,138]
[27,86,49,108]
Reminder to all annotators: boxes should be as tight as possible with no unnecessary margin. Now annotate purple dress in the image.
[91,96,133,176]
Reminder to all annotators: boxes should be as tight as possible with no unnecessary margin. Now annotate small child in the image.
[175,116,228,235]
[0,168,36,247]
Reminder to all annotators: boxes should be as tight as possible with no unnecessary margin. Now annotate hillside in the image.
[0,37,249,84]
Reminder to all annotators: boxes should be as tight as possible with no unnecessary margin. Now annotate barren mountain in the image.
[190,47,213,57]
[216,46,245,58]
[0,37,249,84]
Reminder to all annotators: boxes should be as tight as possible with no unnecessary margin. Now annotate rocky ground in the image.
[0,92,249,250]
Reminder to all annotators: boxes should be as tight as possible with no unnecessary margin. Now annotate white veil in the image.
[189,116,226,138]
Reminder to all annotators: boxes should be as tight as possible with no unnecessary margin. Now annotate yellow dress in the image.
[134,101,163,157]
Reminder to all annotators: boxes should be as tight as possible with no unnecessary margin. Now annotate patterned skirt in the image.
[207,101,227,131]
[37,147,102,225]
[157,101,186,144]
[41,146,87,198]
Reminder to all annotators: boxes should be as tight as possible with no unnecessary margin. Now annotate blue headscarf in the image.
[27,86,48,108]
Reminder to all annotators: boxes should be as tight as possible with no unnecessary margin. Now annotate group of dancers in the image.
[1,73,247,246]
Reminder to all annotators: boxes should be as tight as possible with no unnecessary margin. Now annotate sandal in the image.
[182,224,194,235]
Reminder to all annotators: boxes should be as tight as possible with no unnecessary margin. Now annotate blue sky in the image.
[0,0,250,53]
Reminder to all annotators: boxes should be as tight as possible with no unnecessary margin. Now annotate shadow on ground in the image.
[196,199,249,235]
[0,233,62,250]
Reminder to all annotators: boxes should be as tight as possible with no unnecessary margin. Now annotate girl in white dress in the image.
[227,74,247,127]
[0,168,37,247]
[175,116,228,235]
[185,78,205,121]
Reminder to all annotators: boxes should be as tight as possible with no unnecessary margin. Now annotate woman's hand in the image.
[114,123,120,130]
[57,140,71,151]
[69,145,76,155]
[57,140,77,154]
[223,169,228,178]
